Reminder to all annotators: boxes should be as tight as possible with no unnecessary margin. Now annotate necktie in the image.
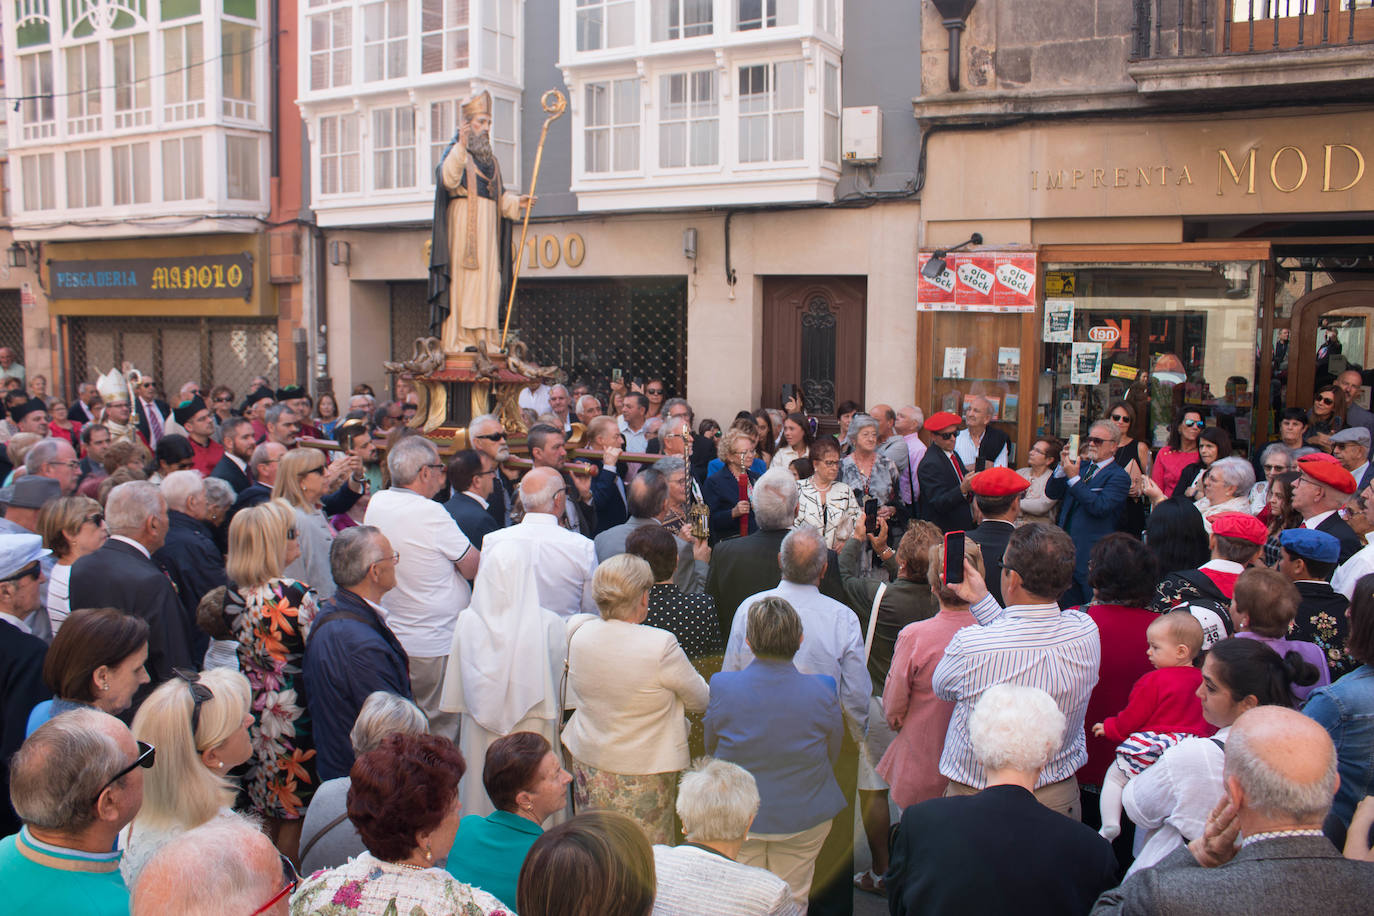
[951,453,965,481]
[1082,462,1097,482]
[146,401,163,443]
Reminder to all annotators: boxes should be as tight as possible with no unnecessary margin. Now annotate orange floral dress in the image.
[227,577,320,820]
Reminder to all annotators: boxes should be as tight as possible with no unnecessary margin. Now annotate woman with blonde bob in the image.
[225,498,321,860]
[563,554,709,843]
[121,668,255,884]
[271,446,336,599]
[36,494,107,635]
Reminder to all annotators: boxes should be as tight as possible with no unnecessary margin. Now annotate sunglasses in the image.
[1085,436,1108,445]
[1,562,40,584]
[95,741,155,801]
[174,668,213,735]
[1110,414,1130,422]
[1317,396,1335,405]
[1263,464,1290,472]
[213,396,232,403]
[286,528,298,540]
[250,853,301,916]
[84,512,105,527]
[1182,419,1205,428]
[934,431,958,440]
[647,388,664,395]
[474,432,507,442]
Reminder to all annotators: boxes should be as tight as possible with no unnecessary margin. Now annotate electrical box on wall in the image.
[841,106,883,164]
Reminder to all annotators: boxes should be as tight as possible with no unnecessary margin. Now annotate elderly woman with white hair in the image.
[702,425,762,544]
[651,758,799,916]
[1250,442,1295,515]
[1189,456,1257,533]
[563,553,709,844]
[297,691,429,875]
[886,685,1118,916]
[841,415,900,526]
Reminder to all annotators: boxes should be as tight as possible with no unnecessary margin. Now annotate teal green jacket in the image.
[445,809,542,910]
[0,828,129,915]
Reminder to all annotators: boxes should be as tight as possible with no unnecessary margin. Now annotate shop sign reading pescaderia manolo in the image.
[922,110,1374,221]
[48,253,254,301]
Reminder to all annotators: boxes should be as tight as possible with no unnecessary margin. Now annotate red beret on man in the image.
[1298,453,1357,494]
[969,467,1030,497]
[925,411,961,432]
[1210,512,1266,545]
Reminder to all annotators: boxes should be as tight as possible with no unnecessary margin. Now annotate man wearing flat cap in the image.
[429,90,533,353]
[918,411,975,533]
[967,467,1028,606]
[1276,527,1355,680]
[1292,453,1362,564]
[1330,426,1374,493]
[10,399,48,436]
[0,533,53,836]
[173,397,223,478]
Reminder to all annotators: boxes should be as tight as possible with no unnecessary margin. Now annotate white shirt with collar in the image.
[518,384,552,416]
[481,512,598,617]
[462,490,490,510]
[1303,509,1337,530]
[110,534,152,559]
[618,415,649,453]
[1060,456,1114,488]
[0,612,32,635]
[225,452,249,474]
[1333,532,1374,599]
[954,428,1009,469]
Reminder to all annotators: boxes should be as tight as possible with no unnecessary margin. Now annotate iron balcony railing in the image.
[1132,0,1374,58]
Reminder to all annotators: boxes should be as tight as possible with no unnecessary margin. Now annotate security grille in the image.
[389,281,434,363]
[0,292,25,363]
[66,316,279,401]
[508,278,688,398]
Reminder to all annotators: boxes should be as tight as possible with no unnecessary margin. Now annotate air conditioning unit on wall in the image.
[842,106,883,165]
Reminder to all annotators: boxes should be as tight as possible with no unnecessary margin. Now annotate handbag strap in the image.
[864,583,887,663]
[299,810,351,863]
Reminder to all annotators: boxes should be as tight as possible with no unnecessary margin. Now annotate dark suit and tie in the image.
[444,491,501,550]
[210,454,253,494]
[1315,512,1363,566]
[917,445,974,533]
[69,537,196,705]
[1046,458,1131,606]
[135,397,172,445]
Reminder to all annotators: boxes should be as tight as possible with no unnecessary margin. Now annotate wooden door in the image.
[1291,281,1374,407]
[761,277,867,431]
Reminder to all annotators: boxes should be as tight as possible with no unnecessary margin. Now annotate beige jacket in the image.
[562,617,709,774]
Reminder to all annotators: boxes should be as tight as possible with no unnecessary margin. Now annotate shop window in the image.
[737,0,797,31]
[576,0,634,51]
[652,0,712,40]
[584,78,640,174]
[112,143,152,205]
[19,52,55,141]
[372,106,416,190]
[309,7,352,89]
[482,0,518,78]
[112,34,151,129]
[320,113,361,194]
[226,135,260,199]
[163,23,206,121]
[1038,263,1261,454]
[162,137,204,201]
[21,154,56,211]
[66,43,102,135]
[363,0,407,81]
[738,61,803,163]
[659,70,718,168]
[421,0,470,72]
[65,149,101,208]
[222,21,258,120]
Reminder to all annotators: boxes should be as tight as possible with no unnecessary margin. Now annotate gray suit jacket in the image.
[1091,835,1374,914]
[593,516,706,594]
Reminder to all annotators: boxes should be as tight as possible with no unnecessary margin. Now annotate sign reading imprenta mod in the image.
[48,253,254,301]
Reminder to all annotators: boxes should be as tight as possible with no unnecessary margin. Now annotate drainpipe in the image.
[931,0,978,92]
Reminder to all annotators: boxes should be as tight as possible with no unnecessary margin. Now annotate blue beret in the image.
[1279,528,1340,564]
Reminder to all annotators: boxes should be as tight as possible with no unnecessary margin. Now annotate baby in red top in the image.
[1091,610,1215,840]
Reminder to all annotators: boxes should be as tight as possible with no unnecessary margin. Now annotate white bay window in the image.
[585,78,640,173]
[659,71,718,168]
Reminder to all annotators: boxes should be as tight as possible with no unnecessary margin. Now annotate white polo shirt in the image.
[364,486,473,658]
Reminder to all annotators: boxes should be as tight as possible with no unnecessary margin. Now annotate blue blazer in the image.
[704,658,844,834]
[701,466,761,544]
[444,491,501,550]
[1045,461,1131,582]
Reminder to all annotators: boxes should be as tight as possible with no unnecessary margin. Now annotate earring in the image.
[216,761,224,769]
[100,683,110,692]
[424,847,433,862]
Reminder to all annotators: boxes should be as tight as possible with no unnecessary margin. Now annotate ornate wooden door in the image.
[761,277,867,428]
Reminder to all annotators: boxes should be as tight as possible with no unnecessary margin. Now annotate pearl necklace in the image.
[1241,828,1325,848]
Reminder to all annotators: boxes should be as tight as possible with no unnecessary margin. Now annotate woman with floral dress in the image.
[226,497,320,862]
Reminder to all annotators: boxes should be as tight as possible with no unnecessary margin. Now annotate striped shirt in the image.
[932,595,1101,789]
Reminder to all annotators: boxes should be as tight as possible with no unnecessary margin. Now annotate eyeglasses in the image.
[299,466,324,479]
[425,463,445,472]
[286,528,298,540]
[213,396,232,404]
[1264,464,1291,472]
[94,741,155,802]
[250,853,301,916]
[817,459,840,467]
[1110,414,1130,422]
[1182,419,1205,428]
[474,432,507,442]
[1317,396,1336,405]
[647,388,664,395]
[475,468,498,478]
[371,551,401,568]
[52,459,81,470]
[174,668,213,736]
[732,450,757,459]
[0,562,40,584]
[84,513,105,527]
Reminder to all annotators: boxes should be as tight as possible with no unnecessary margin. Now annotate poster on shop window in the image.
[1070,342,1103,385]
[917,251,1037,312]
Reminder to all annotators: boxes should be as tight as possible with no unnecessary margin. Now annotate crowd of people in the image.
[2,365,1374,916]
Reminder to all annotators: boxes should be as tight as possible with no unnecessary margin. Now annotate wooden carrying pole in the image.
[501,89,567,350]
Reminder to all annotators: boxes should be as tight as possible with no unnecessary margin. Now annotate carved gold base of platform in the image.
[405,350,537,450]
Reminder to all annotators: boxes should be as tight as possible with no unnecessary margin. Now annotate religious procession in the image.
[3,1,1374,915]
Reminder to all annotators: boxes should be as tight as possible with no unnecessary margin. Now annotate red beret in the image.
[1298,453,1357,494]
[926,411,961,432]
[969,467,1030,497]
[1210,512,1266,545]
